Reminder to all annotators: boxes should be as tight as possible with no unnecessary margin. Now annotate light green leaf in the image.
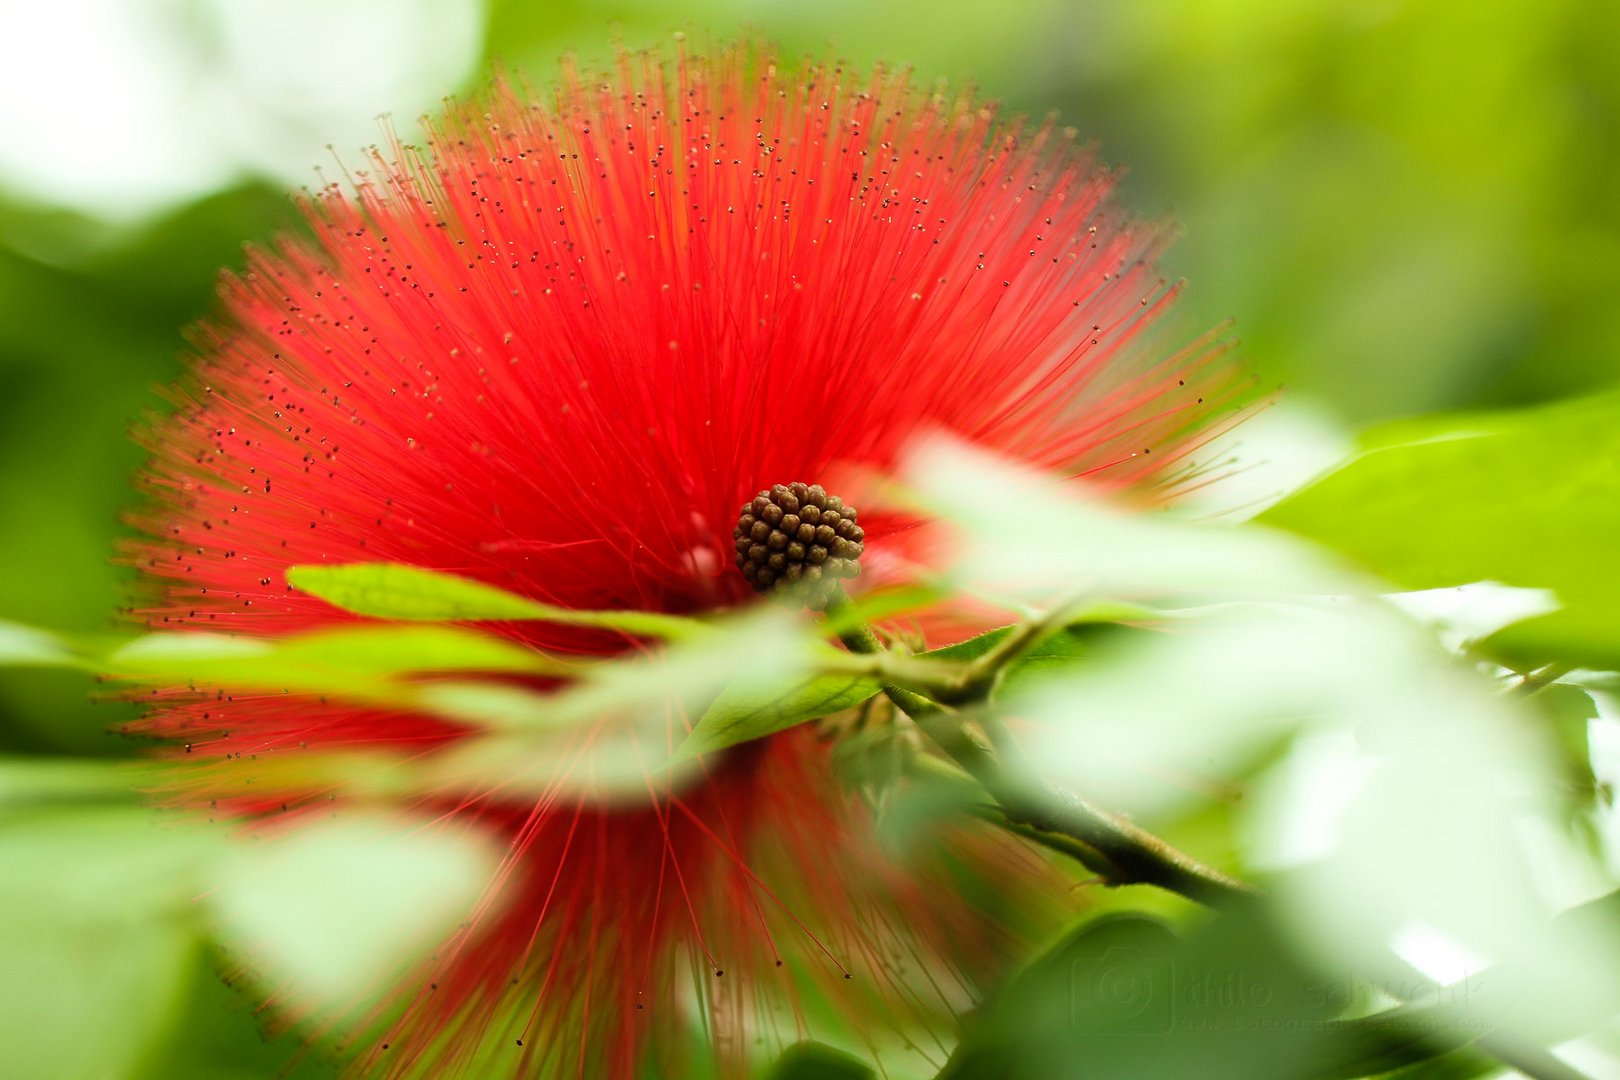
[1260,391,1620,673]
[287,562,700,639]
[943,902,1550,1080]
[1260,390,1620,597]
[1,922,196,1080]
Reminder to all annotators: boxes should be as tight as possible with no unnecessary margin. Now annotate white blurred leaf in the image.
[1002,596,1611,1028]
[427,607,814,798]
[1008,602,1382,820]
[0,621,77,668]
[901,437,1360,605]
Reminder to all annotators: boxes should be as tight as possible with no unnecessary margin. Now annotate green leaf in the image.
[1260,391,1620,673]
[672,672,882,763]
[926,620,1127,699]
[818,582,945,634]
[1371,1051,1501,1080]
[427,609,814,794]
[1479,603,1620,673]
[287,562,699,639]
[1260,390,1620,603]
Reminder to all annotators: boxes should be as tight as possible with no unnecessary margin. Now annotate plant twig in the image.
[1509,662,1573,698]
[818,589,1092,704]
[905,753,1122,878]
[941,587,1091,702]
[828,594,1256,910]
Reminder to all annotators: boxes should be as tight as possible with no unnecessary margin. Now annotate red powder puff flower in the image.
[128,42,1244,1078]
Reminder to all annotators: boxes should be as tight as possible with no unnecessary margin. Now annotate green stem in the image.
[828,594,1255,910]
[905,754,1121,878]
[942,587,1089,702]
[821,590,1086,704]
[1509,662,1573,698]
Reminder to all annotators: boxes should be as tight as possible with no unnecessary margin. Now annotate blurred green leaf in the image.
[1336,892,1620,1078]
[682,624,1061,768]
[440,607,818,792]
[1373,1052,1501,1080]
[410,681,561,731]
[940,906,1489,1080]
[0,806,221,1080]
[133,954,337,1080]
[4,619,589,736]
[287,562,700,639]
[0,921,197,1080]
[1529,683,1599,795]
[1517,683,1606,856]
[0,757,143,807]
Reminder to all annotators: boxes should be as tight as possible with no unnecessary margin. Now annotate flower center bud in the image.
[733,483,866,609]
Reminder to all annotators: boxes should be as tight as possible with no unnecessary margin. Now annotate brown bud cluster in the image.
[733,483,865,609]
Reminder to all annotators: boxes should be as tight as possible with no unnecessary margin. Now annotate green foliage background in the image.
[2,1,1618,1077]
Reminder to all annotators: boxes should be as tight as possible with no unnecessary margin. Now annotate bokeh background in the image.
[1,0,1616,1074]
